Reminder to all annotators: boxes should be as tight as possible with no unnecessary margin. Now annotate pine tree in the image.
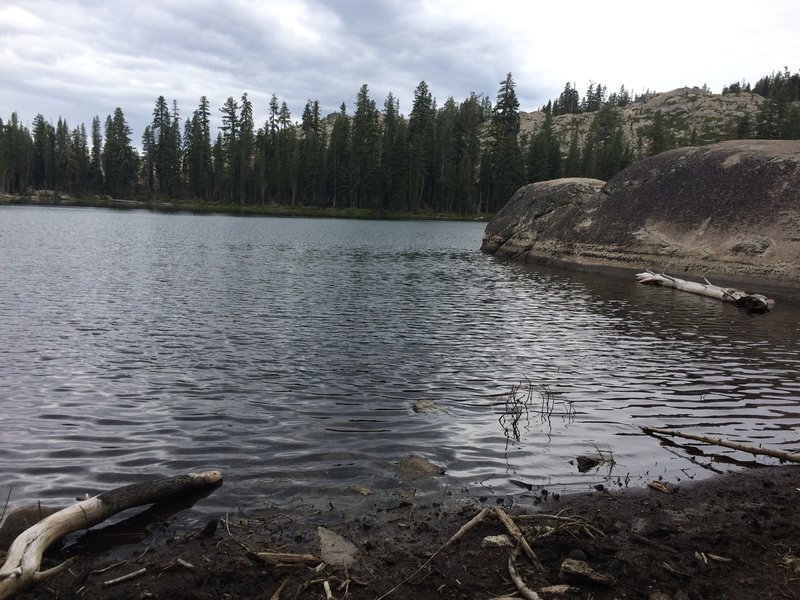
[102,108,137,197]
[257,94,281,202]
[298,99,325,205]
[210,133,226,201]
[350,84,380,209]
[326,103,350,208]
[184,96,212,200]
[408,81,435,211]
[487,73,525,211]
[553,82,580,115]
[646,110,671,155]
[526,110,561,182]
[218,96,239,202]
[53,117,71,192]
[453,93,484,214]
[582,104,631,180]
[168,100,182,196]
[31,114,54,190]
[1,113,33,194]
[141,125,155,194]
[275,101,298,205]
[434,97,459,212]
[563,126,582,177]
[88,116,104,194]
[380,92,408,211]
[238,93,255,203]
[70,123,90,195]
[148,96,182,197]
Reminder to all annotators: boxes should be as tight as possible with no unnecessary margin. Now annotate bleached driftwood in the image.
[507,545,542,600]
[0,470,223,600]
[635,271,774,313]
[495,507,544,573]
[642,427,800,463]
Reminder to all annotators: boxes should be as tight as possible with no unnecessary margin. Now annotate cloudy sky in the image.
[1,0,798,140]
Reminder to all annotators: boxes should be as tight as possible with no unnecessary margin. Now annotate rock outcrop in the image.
[481,140,800,284]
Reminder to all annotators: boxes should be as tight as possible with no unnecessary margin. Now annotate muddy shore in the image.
[8,465,799,600]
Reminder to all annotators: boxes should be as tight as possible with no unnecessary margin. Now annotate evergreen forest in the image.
[1,68,799,215]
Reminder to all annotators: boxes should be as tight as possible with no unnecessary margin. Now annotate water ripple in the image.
[0,207,798,510]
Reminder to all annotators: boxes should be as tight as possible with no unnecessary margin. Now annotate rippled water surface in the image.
[1,206,799,513]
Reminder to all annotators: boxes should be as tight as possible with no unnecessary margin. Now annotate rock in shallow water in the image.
[398,455,445,479]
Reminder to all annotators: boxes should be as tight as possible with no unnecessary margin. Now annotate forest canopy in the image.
[2,68,799,214]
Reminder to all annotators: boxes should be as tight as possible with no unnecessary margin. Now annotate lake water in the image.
[1,206,799,516]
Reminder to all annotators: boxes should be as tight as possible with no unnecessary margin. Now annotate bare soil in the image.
[12,466,800,600]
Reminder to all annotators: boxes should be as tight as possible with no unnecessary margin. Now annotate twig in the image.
[91,544,151,575]
[507,546,542,600]
[103,567,146,587]
[375,507,490,600]
[443,507,490,548]
[256,551,323,566]
[323,580,334,600]
[0,487,11,525]
[269,577,289,600]
[515,513,604,539]
[494,507,544,574]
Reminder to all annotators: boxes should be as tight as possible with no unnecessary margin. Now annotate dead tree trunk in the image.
[0,470,222,600]
[635,271,774,313]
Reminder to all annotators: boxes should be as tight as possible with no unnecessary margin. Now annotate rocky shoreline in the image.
[6,465,799,599]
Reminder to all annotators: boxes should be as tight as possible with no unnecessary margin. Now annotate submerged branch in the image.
[641,427,800,463]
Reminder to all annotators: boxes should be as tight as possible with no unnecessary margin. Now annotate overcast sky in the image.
[1,0,798,140]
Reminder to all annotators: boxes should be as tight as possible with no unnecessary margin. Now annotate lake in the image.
[1,206,798,516]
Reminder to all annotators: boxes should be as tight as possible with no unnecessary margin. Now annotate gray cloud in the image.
[1,0,798,144]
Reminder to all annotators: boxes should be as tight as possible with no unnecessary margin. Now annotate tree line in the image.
[2,69,798,214]
[0,81,498,212]
[723,67,800,139]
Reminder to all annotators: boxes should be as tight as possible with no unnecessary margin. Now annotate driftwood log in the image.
[635,271,774,313]
[0,470,223,600]
[642,427,800,463]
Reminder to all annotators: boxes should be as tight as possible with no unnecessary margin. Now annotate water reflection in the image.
[0,206,798,514]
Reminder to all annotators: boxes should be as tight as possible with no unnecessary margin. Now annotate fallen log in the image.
[635,271,774,313]
[641,427,800,463]
[0,470,223,600]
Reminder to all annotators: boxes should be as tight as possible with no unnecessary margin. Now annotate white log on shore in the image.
[0,470,223,600]
[635,271,774,313]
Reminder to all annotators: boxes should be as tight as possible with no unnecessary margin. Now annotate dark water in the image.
[1,206,799,515]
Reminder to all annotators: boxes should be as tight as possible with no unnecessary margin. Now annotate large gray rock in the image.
[481,140,800,284]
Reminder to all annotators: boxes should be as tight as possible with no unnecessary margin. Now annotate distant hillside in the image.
[520,87,766,157]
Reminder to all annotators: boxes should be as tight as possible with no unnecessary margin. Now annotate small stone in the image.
[540,584,579,595]
[200,517,218,537]
[347,484,374,496]
[559,558,615,586]
[0,504,57,551]
[576,454,603,472]
[411,399,445,413]
[481,534,514,548]
[567,549,587,561]
[317,527,358,567]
